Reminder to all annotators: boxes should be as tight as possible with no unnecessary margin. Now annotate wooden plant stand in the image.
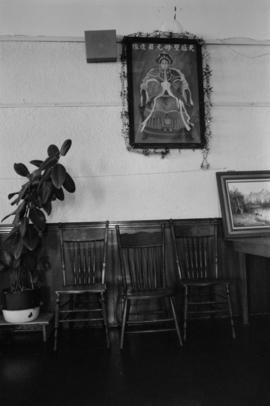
[0,313,54,343]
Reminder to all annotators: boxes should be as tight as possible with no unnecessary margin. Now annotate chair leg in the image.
[42,325,47,343]
[183,285,189,341]
[120,297,128,350]
[53,293,60,352]
[226,283,236,339]
[210,285,216,321]
[100,292,111,349]
[169,296,183,347]
[69,294,76,329]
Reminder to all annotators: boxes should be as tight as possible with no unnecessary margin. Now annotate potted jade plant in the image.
[0,139,75,323]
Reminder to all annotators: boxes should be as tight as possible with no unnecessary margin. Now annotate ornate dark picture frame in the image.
[216,171,270,238]
[122,36,206,150]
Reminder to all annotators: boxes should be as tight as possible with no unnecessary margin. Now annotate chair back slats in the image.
[116,225,166,291]
[122,246,163,290]
[59,222,109,287]
[170,220,218,280]
[64,239,104,286]
[181,236,212,279]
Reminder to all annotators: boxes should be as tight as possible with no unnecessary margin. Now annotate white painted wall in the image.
[0,1,270,222]
[1,0,270,39]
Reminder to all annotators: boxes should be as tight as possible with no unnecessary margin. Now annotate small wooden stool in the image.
[0,313,54,343]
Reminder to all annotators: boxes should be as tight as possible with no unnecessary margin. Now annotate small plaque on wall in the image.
[85,29,117,62]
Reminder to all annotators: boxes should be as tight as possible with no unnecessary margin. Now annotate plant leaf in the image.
[30,160,43,168]
[12,201,27,226]
[37,168,52,193]
[4,226,20,243]
[2,209,17,222]
[60,139,72,156]
[12,258,21,270]
[8,192,19,200]
[3,229,22,260]
[47,144,59,157]
[14,236,24,260]
[42,200,52,215]
[51,164,66,188]
[41,181,53,204]
[23,226,40,251]
[19,217,29,236]
[21,251,37,272]
[41,168,52,182]
[10,182,30,206]
[30,168,41,181]
[19,182,30,200]
[29,208,46,231]
[63,172,76,193]
[14,163,30,177]
[54,187,64,201]
[0,250,13,269]
[40,156,58,171]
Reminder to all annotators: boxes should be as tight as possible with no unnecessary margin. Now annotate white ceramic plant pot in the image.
[2,306,40,323]
[1,289,41,323]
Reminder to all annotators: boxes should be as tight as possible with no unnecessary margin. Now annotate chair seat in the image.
[126,287,175,299]
[55,283,107,295]
[180,278,231,287]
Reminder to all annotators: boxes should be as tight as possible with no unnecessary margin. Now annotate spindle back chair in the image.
[116,223,183,349]
[53,221,110,351]
[170,219,236,341]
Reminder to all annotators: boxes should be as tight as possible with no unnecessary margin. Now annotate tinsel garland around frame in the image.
[120,31,212,168]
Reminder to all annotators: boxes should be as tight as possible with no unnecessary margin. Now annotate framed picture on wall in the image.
[122,36,206,150]
[216,171,270,238]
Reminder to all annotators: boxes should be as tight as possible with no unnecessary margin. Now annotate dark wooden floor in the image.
[0,317,270,406]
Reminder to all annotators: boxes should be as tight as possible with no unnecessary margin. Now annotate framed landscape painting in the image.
[122,36,206,150]
[216,171,270,238]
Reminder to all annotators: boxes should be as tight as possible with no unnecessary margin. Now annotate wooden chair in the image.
[116,223,183,349]
[53,221,110,351]
[170,219,236,341]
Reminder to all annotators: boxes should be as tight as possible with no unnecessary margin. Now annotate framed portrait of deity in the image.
[122,36,206,150]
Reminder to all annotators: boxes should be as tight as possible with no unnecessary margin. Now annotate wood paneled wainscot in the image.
[1,218,267,326]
